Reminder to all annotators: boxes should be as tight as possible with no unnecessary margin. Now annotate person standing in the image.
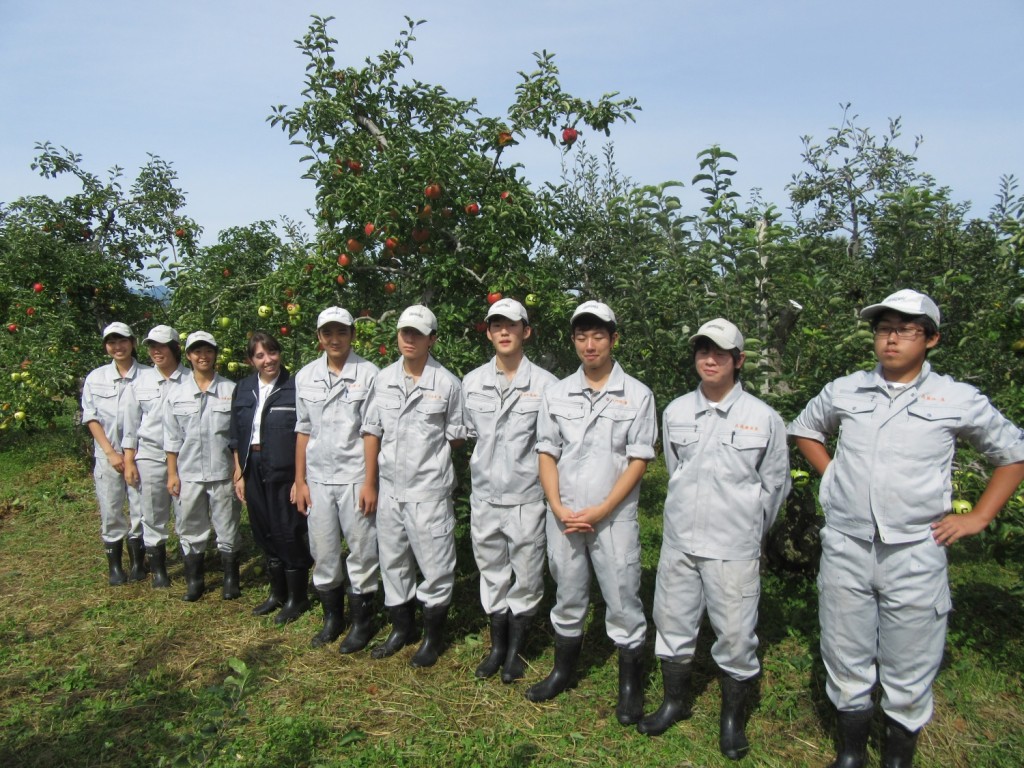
[527,301,657,726]
[164,331,241,602]
[638,319,790,761]
[789,290,1024,768]
[462,299,558,682]
[361,304,467,667]
[122,325,189,588]
[294,307,381,651]
[231,331,314,624]
[81,322,151,585]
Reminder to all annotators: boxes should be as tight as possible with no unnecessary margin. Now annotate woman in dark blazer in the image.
[230,331,313,623]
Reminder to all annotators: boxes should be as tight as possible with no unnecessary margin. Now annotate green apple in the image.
[258,305,273,318]
[525,293,540,307]
[13,411,26,421]
[220,346,232,356]
[790,469,810,488]
[227,362,239,373]
[218,316,232,329]
[951,499,973,515]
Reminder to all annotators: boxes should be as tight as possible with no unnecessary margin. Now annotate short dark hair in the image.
[247,331,283,360]
[163,340,182,364]
[571,315,616,336]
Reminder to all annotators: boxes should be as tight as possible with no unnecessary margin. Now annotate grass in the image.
[0,428,1022,767]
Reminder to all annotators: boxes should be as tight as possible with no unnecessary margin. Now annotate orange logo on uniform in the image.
[733,423,761,432]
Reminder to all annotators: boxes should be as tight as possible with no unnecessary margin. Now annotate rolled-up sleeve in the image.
[359,386,384,438]
[163,397,183,454]
[960,388,1024,466]
[626,390,657,461]
[121,386,140,451]
[534,394,562,459]
[788,382,838,443]
[444,380,467,442]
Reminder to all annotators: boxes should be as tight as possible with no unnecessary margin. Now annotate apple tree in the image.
[259,15,640,377]
[0,144,196,433]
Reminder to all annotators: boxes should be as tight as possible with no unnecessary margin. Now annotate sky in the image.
[2,1,1022,246]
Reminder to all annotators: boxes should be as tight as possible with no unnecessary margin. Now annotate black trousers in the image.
[244,452,313,570]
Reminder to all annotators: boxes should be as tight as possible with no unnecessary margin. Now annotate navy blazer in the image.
[229,368,297,482]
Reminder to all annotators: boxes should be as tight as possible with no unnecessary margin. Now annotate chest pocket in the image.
[511,397,542,415]
[299,387,327,405]
[91,384,118,400]
[172,402,199,417]
[600,406,637,422]
[667,424,701,463]
[416,399,448,418]
[465,393,497,414]
[549,400,585,420]
[720,432,770,451]
[834,395,879,454]
[134,387,160,404]
[904,402,962,459]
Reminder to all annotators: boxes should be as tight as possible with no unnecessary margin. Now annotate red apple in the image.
[411,227,430,244]
[464,202,481,216]
[336,274,346,285]
[378,344,388,356]
[487,291,502,305]
[497,131,513,146]
[7,324,17,333]
[222,269,231,278]
[384,237,398,251]
[32,282,44,293]
[500,191,511,201]
[562,127,579,146]
[384,282,397,294]
[337,254,351,267]
[475,321,487,333]
[346,160,363,174]
[364,222,376,236]
[418,204,432,220]
[25,307,35,316]
[175,227,186,238]
[424,183,443,200]
[346,238,363,253]
[280,325,290,336]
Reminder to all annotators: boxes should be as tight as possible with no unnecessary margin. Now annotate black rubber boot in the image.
[475,610,509,679]
[410,603,449,668]
[221,551,241,600]
[275,568,311,624]
[828,706,874,768]
[126,536,148,582]
[371,600,419,659]
[525,633,582,702]
[501,612,533,683]
[638,659,692,736]
[149,542,171,588]
[105,540,127,586]
[181,551,206,602]
[882,715,919,768]
[719,675,753,760]
[339,590,377,654]
[615,645,645,725]
[252,558,286,616]
[310,586,346,647]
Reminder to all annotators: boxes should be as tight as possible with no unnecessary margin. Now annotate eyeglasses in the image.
[873,325,923,340]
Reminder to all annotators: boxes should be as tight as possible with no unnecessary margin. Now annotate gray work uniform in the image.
[535,362,657,649]
[81,359,150,543]
[294,352,380,593]
[463,356,558,617]
[789,362,1024,731]
[361,355,467,608]
[654,381,790,680]
[121,364,189,547]
[163,373,240,555]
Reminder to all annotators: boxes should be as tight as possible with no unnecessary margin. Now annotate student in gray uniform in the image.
[528,301,657,726]
[789,290,1024,768]
[81,322,151,585]
[294,307,381,652]
[122,325,189,588]
[361,304,467,668]
[462,299,558,682]
[638,319,790,761]
[164,331,241,602]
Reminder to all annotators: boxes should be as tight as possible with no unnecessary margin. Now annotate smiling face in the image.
[572,327,616,377]
[104,335,135,366]
[186,343,217,375]
[694,340,744,394]
[248,341,281,382]
[872,310,939,383]
[317,323,353,366]
[486,317,530,359]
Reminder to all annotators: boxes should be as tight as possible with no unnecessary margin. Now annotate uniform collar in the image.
[490,355,532,389]
[696,379,744,415]
[314,352,355,383]
[569,360,624,395]
[867,360,931,393]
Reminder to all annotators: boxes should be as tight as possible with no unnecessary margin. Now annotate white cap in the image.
[570,300,617,326]
[860,289,941,326]
[485,298,529,324]
[397,304,437,335]
[317,306,355,329]
[690,318,745,352]
[144,325,178,344]
[102,322,134,340]
[185,331,218,350]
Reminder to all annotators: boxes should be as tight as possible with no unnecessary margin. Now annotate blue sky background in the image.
[2,1,1022,245]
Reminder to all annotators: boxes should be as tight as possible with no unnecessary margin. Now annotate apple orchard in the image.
[2,16,1024,559]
